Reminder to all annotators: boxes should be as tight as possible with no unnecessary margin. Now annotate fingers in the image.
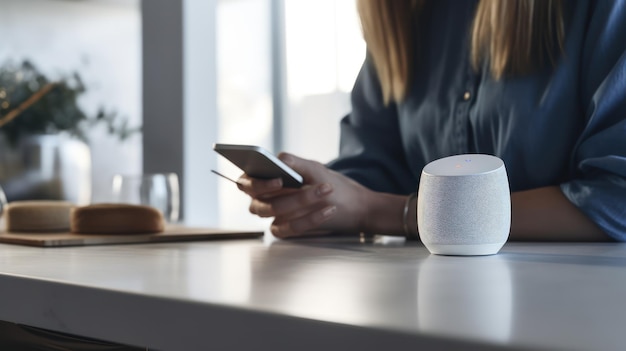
[235,152,351,238]
[248,181,338,238]
[237,153,323,199]
[236,175,283,198]
[249,183,333,218]
[270,205,337,239]
[278,152,325,183]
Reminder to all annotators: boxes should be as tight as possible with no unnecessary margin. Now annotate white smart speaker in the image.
[417,154,511,256]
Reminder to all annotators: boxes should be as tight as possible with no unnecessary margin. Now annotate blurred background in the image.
[0,0,365,231]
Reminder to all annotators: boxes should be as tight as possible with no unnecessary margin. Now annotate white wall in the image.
[0,0,142,203]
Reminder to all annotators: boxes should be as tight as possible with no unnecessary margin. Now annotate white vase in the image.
[0,133,91,205]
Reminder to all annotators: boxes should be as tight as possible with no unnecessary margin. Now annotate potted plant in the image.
[0,60,140,204]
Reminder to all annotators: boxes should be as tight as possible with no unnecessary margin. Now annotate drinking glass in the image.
[111,173,180,223]
[0,184,7,221]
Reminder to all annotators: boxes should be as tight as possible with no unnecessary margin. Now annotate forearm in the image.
[510,186,610,241]
[362,186,610,241]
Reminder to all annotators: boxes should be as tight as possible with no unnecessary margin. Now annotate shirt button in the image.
[463,91,471,101]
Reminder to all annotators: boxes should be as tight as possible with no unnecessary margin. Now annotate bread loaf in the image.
[71,204,165,234]
[5,200,73,232]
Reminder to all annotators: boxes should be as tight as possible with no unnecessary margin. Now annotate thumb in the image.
[278,152,325,182]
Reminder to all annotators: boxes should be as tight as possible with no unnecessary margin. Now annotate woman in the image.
[238,0,626,241]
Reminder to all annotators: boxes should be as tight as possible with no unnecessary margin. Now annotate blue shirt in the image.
[327,0,626,240]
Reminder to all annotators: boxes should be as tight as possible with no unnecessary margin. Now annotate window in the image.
[282,0,365,162]
[216,0,365,229]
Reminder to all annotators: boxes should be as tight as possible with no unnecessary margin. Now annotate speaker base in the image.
[423,242,505,256]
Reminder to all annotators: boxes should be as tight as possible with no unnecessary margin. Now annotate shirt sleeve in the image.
[560,1,626,241]
[326,57,418,194]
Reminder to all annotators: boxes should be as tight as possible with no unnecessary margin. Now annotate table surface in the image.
[0,234,625,351]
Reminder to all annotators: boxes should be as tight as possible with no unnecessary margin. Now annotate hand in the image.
[236,152,374,238]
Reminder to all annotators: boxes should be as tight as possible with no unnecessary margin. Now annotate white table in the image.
[0,235,625,351]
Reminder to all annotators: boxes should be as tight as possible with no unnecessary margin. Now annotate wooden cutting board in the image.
[0,225,264,247]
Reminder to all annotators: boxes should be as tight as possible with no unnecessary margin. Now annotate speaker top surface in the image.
[423,154,504,177]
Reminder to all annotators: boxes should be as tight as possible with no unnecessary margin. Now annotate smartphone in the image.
[213,143,304,188]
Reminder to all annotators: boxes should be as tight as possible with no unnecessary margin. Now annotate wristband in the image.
[402,192,419,239]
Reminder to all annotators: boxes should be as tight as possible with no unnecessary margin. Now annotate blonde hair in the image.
[357,0,565,104]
